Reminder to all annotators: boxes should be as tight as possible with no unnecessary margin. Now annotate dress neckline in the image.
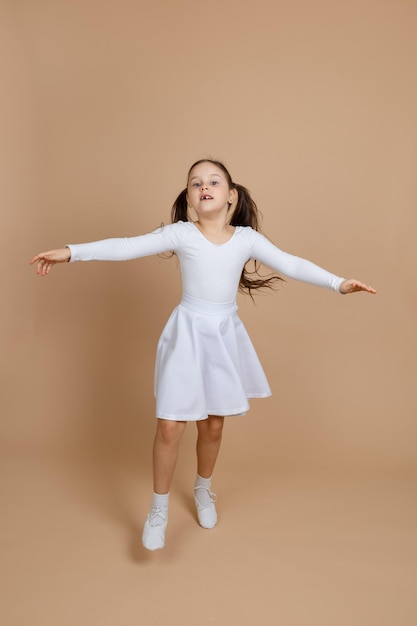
[191,222,237,247]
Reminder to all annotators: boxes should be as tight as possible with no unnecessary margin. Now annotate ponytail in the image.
[171,188,188,223]
[230,183,259,230]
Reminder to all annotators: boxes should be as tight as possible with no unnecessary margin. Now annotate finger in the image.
[356,282,375,293]
[30,253,49,265]
[30,255,45,265]
[354,282,377,294]
[43,262,50,276]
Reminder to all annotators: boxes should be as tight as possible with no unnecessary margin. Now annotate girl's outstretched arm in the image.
[29,223,187,276]
[249,230,377,295]
[30,248,71,276]
[339,279,377,294]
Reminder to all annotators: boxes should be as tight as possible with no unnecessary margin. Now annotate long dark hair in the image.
[171,159,283,296]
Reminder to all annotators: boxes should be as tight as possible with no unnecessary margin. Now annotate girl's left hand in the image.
[339,279,377,294]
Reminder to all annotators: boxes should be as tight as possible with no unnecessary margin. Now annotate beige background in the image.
[1,1,416,624]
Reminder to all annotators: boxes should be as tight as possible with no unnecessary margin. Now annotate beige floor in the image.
[2,432,416,626]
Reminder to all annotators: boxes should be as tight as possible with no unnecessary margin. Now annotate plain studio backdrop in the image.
[1,1,416,625]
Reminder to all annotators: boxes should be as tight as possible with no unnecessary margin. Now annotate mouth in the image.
[200,195,213,201]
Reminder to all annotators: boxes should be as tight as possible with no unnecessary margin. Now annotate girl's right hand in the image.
[29,248,71,276]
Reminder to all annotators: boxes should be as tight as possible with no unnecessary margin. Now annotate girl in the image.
[30,159,376,551]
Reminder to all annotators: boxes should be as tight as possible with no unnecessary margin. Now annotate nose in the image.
[200,181,208,190]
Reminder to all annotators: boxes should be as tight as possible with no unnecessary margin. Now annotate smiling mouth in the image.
[200,195,213,200]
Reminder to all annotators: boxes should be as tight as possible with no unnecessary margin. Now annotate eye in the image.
[211,180,219,186]
[192,182,201,187]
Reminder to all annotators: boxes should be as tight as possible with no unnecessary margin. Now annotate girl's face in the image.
[187,162,236,217]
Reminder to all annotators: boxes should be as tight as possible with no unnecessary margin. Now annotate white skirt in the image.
[154,294,271,421]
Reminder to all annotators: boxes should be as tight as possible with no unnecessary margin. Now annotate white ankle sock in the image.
[194,474,213,507]
[149,492,169,527]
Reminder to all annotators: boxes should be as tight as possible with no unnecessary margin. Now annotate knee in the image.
[199,417,224,442]
[156,420,186,446]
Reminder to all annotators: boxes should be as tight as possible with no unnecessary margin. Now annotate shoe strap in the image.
[149,506,167,522]
[193,486,217,502]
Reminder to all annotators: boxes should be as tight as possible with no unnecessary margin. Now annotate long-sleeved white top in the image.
[67,221,344,302]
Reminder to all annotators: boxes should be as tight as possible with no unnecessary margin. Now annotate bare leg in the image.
[153,419,187,493]
[196,415,224,478]
[142,419,187,550]
[194,415,224,529]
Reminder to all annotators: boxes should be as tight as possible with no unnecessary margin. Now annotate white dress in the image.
[67,221,344,420]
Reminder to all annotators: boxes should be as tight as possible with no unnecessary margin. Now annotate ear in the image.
[229,187,238,208]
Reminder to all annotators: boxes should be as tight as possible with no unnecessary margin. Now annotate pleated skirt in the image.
[154,294,271,421]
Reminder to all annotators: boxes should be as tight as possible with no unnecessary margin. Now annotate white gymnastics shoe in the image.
[194,486,218,529]
[142,507,168,551]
